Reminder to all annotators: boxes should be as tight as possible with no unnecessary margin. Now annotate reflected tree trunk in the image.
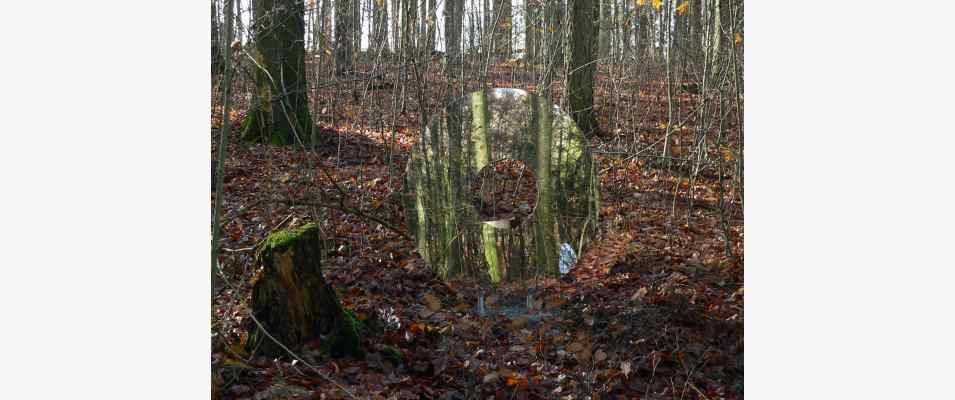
[532,95,558,276]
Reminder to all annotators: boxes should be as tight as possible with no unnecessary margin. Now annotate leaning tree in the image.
[241,0,314,145]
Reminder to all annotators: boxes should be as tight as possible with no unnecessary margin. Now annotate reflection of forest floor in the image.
[471,159,538,224]
[212,71,743,399]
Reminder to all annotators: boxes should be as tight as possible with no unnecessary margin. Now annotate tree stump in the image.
[246,223,362,358]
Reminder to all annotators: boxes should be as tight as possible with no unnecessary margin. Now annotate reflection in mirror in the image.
[470,159,537,224]
[405,89,599,298]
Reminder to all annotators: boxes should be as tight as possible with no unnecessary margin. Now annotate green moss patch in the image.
[255,223,319,261]
[321,308,365,358]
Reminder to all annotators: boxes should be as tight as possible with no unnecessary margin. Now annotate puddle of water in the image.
[475,292,563,322]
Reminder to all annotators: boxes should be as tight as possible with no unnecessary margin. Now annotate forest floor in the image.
[212,71,744,399]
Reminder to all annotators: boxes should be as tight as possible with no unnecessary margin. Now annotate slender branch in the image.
[212,0,236,296]
[280,198,411,241]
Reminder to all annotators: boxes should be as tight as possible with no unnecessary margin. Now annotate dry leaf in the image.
[421,292,441,312]
[483,372,499,384]
[567,342,585,353]
[545,296,567,309]
[675,1,689,15]
[576,347,592,363]
[510,315,530,329]
[594,349,607,363]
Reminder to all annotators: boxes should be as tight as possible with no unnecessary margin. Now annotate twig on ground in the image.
[279,199,411,241]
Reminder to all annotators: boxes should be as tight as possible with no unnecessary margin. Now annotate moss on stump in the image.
[246,223,363,358]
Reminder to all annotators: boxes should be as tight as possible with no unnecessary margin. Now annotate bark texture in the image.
[241,0,314,145]
[565,0,600,135]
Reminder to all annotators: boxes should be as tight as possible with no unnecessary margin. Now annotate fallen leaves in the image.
[421,292,442,312]
[212,54,744,399]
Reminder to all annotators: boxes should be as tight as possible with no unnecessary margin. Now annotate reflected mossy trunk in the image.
[533,96,558,277]
[444,96,466,278]
[470,91,502,282]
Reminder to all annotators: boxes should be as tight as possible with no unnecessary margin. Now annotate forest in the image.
[211,0,744,398]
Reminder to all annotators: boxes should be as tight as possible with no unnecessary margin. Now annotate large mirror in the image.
[405,88,599,288]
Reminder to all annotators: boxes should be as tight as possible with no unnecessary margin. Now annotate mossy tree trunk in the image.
[241,0,314,146]
[246,224,363,358]
[532,95,559,276]
[470,91,501,282]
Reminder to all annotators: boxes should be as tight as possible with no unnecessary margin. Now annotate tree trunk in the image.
[373,0,389,54]
[540,0,564,96]
[427,0,438,53]
[353,0,362,61]
[445,0,464,74]
[637,5,649,60]
[335,0,355,74]
[598,0,610,60]
[565,0,599,135]
[688,0,702,62]
[212,0,223,76]
[246,224,363,358]
[402,0,417,55]
[532,94,558,276]
[494,0,512,58]
[212,0,235,295]
[524,0,537,62]
[241,0,314,145]
[319,0,331,55]
[310,0,320,53]
[392,0,401,55]
[621,0,632,61]
[235,0,244,44]
[711,0,722,69]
